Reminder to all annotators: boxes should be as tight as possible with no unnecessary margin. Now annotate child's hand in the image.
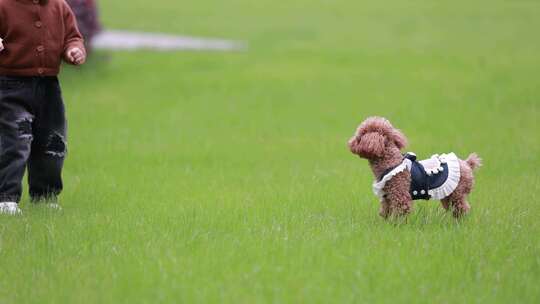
[0,38,4,52]
[66,47,85,65]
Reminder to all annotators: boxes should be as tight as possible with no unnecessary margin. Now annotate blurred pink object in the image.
[66,0,102,51]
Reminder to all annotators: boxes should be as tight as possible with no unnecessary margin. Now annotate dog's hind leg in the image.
[452,198,471,217]
[447,160,475,217]
[441,197,469,216]
[441,198,451,211]
[441,196,469,217]
[443,191,472,218]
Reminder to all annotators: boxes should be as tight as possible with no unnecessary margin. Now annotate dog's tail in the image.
[466,153,482,171]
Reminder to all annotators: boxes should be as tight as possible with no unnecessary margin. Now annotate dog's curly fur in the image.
[348,117,481,218]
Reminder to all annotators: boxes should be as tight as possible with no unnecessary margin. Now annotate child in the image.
[0,0,86,215]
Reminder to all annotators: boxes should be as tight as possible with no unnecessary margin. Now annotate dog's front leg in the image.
[379,199,391,218]
[383,172,413,217]
[387,193,413,217]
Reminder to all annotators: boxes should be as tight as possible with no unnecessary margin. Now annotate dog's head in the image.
[348,116,408,160]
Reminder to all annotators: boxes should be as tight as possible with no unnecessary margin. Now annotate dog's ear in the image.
[349,132,386,158]
[391,129,408,150]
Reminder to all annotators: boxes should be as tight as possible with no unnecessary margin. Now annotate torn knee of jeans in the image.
[45,132,67,157]
[16,117,33,140]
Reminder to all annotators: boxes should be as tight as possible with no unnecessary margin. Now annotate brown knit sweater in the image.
[0,0,86,76]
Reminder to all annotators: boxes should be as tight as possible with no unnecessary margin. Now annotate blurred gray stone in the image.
[92,30,246,52]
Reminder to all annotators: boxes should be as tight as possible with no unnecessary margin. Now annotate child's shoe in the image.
[31,197,62,211]
[0,202,22,215]
[45,203,62,211]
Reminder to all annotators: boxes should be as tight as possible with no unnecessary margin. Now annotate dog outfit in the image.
[373,152,461,201]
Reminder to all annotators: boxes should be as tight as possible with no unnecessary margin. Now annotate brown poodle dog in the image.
[348,117,481,218]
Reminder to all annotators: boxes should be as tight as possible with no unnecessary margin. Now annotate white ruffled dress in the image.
[372,152,461,201]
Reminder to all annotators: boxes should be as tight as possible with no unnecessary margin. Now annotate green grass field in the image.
[1,0,539,303]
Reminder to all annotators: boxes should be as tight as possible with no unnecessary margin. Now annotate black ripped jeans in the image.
[0,76,67,203]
